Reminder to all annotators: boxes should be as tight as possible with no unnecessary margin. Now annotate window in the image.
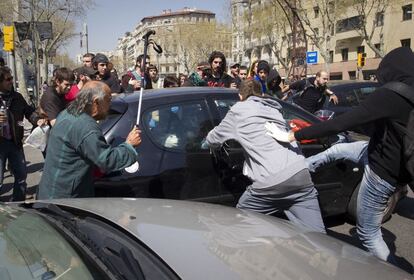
[402,4,412,21]
[329,24,335,36]
[213,99,237,119]
[314,6,319,18]
[144,102,213,151]
[336,16,363,33]
[374,43,381,58]
[401,38,411,47]
[336,90,359,107]
[375,12,384,26]
[348,71,356,80]
[329,50,334,63]
[355,86,378,102]
[341,48,349,61]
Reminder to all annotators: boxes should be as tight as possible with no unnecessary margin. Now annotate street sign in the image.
[35,22,53,41]
[306,51,318,64]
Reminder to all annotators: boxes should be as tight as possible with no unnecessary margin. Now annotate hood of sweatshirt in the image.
[376,47,414,87]
[267,69,282,89]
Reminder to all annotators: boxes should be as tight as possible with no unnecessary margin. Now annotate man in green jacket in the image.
[37,81,141,199]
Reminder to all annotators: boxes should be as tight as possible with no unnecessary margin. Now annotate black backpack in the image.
[383,81,414,178]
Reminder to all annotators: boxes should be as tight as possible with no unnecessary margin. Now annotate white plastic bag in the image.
[25,125,50,152]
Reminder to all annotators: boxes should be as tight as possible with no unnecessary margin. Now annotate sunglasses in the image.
[5,77,13,81]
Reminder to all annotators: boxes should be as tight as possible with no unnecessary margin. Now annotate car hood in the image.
[35,198,411,280]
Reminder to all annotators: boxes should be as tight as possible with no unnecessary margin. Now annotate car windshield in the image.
[0,205,97,279]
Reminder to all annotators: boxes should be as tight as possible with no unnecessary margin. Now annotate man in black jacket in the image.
[266,47,414,265]
[205,51,237,88]
[282,71,338,113]
[93,53,121,94]
[0,66,38,201]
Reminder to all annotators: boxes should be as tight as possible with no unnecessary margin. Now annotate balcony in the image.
[335,16,363,41]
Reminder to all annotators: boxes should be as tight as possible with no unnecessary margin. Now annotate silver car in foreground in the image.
[1,198,412,279]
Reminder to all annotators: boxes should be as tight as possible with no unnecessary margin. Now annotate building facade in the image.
[115,7,232,77]
[231,0,413,80]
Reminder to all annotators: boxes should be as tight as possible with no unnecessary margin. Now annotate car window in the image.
[98,109,124,134]
[335,90,359,106]
[143,102,213,151]
[355,86,376,102]
[214,99,237,119]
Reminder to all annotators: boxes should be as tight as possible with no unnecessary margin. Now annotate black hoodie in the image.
[295,47,414,185]
[267,69,283,99]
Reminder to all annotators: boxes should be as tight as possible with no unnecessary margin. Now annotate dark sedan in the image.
[323,80,379,117]
[95,87,399,221]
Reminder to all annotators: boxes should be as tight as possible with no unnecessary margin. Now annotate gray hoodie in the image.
[206,96,308,191]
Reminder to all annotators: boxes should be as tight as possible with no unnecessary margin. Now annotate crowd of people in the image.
[1,46,414,271]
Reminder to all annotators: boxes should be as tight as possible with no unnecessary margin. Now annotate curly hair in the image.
[67,81,110,116]
[208,51,227,74]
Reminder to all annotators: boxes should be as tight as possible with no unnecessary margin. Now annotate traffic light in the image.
[357,52,366,68]
[3,26,14,52]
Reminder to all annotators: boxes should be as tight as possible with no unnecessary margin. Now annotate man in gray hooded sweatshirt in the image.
[206,79,325,233]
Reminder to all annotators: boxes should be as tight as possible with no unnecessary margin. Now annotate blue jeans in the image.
[306,141,368,172]
[357,165,398,263]
[0,140,27,201]
[307,140,399,262]
[237,186,326,234]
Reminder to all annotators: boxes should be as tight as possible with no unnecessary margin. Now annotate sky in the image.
[65,0,230,60]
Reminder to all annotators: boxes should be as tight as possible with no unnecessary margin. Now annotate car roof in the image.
[109,87,321,123]
[40,198,410,280]
[114,87,238,104]
[329,80,379,88]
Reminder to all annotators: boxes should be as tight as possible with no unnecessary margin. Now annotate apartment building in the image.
[231,0,413,80]
[115,7,232,77]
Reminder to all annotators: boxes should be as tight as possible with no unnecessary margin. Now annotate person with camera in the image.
[0,66,38,201]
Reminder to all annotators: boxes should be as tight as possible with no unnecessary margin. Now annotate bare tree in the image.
[160,20,232,74]
[350,0,392,57]
[291,0,345,71]
[247,1,293,74]
[1,0,93,101]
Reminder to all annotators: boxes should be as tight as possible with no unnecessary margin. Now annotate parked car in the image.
[2,199,412,279]
[95,87,404,221]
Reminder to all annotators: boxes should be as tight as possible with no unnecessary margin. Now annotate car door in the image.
[206,95,252,206]
[141,99,223,203]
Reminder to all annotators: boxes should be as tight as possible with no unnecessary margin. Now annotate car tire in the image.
[347,183,398,224]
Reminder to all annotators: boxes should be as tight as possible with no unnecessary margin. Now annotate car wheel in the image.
[347,183,398,224]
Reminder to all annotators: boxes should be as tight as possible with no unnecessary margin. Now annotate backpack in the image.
[382,81,414,178]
